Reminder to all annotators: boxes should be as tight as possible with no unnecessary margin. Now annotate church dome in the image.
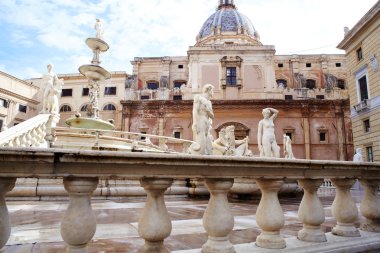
[197,0,260,45]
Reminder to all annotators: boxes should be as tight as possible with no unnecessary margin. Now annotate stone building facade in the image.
[122,0,353,160]
[338,1,380,162]
[0,71,39,131]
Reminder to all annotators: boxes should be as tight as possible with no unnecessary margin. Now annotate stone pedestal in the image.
[202,178,234,253]
[61,177,99,253]
[297,179,326,242]
[0,178,16,251]
[255,179,286,249]
[331,179,360,237]
[138,178,173,253]
[360,180,380,232]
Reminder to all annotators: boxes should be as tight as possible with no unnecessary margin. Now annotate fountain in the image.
[65,19,115,130]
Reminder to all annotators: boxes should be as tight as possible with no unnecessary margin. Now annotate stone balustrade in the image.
[0,148,380,252]
[0,114,59,148]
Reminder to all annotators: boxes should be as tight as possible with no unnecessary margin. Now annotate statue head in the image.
[356,148,363,155]
[202,84,214,98]
[47,63,54,72]
[262,108,271,119]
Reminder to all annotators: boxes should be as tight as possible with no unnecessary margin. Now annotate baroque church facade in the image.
[121,0,353,160]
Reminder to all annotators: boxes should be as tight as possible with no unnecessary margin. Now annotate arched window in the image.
[80,104,88,112]
[103,104,116,111]
[276,79,288,88]
[60,105,72,112]
[306,79,316,89]
[173,80,186,89]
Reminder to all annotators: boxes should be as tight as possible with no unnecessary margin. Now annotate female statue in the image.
[257,108,280,158]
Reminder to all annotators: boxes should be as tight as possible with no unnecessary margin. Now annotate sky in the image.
[0,0,377,79]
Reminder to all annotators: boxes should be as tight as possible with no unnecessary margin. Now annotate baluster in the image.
[36,124,45,144]
[61,177,98,253]
[202,178,234,253]
[255,179,286,249]
[138,178,173,253]
[20,133,27,147]
[13,137,21,147]
[297,179,326,242]
[360,180,380,232]
[25,130,33,147]
[0,178,16,251]
[331,179,360,237]
[30,128,39,147]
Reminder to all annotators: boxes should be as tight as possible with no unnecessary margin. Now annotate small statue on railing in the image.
[213,126,252,157]
[353,148,364,162]
[188,84,214,155]
[283,134,295,159]
[258,108,280,158]
[41,64,63,115]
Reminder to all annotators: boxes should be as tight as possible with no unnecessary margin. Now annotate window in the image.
[358,75,369,101]
[61,89,72,97]
[357,47,363,61]
[285,132,292,140]
[103,104,116,111]
[174,131,181,139]
[336,63,342,67]
[104,87,117,95]
[276,79,287,88]
[0,119,3,131]
[226,67,237,86]
[278,63,284,68]
[319,132,326,142]
[283,129,295,143]
[178,65,184,69]
[140,132,147,141]
[316,95,325,99]
[366,146,373,162]
[18,104,27,113]
[306,79,316,89]
[80,104,88,112]
[141,95,150,100]
[285,95,293,100]
[60,105,72,112]
[173,95,182,100]
[306,63,312,68]
[0,98,8,108]
[82,88,89,96]
[337,79,345,89]
[147,82,159,90]
[363,119,370,132]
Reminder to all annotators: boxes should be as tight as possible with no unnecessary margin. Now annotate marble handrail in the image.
[0,148,379,253]
[0,114,58,148]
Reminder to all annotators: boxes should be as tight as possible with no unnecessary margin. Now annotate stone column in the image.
[297,179,326,242]
[0,178,16,252]
[360,180,380,232]
[61,177,99,253]
[255,179,286,249]
[138,178,173,253]
[202,178,234,253]
[302,115,311,160]
[331,179,360,237]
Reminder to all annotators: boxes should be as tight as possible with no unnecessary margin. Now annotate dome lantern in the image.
[218,0,236,9]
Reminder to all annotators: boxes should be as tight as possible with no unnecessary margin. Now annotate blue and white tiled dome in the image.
[197,0,260,43]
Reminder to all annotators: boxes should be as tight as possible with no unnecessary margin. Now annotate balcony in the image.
[1,148,380,252]
[354,99,369,112]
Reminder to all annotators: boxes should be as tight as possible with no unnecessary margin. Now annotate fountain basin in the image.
[79,65,111,81]
[66,117,115,130]
[86,38,109,52]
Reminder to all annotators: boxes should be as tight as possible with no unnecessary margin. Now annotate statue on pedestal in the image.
[41,64,63,115]
[283,134,295,159]
[95,18,104,40]
[188,84,214,155]
[258,108,280,158]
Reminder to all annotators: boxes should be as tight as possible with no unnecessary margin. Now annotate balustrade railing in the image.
[0,114,59,148]
[0,148,379,253]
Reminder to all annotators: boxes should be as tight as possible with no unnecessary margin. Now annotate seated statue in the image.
[213,125,252,157]
[283,134,295,159]
[353,148,364,162]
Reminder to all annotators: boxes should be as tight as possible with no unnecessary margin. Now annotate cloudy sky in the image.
[0,0,377,79]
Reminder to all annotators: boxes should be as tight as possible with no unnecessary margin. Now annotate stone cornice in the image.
[337,1,380,50]
[0,88,39,105]
[0,71,39,89]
